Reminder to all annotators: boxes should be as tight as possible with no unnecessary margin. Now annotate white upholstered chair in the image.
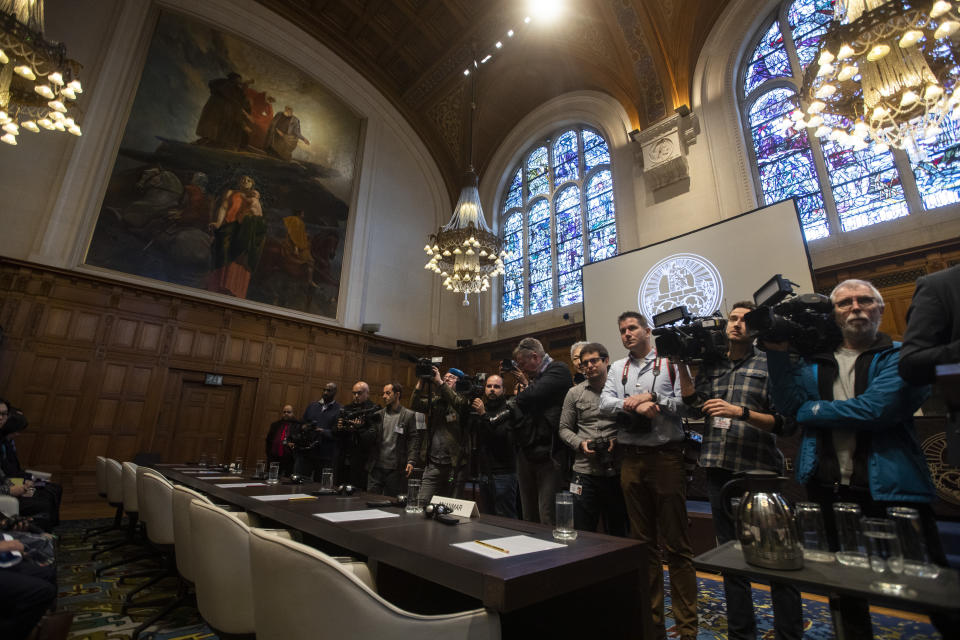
[0,494,18,516]
[248,527,500,640]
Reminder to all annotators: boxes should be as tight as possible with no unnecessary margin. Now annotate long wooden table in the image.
[156,465,649,639]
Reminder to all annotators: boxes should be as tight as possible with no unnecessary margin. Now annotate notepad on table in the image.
[314,509,400,522]
[251,493,314,501]
[214,482,267,488]
[452,535,565,559]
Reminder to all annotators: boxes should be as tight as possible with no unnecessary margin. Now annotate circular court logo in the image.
[638,253,723,321]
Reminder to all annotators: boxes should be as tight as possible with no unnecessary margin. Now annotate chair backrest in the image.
[248,528,500,640]
[121,461,139,512]
[189,499,256,634]
[105,458,123,505]
[140,471,175,545]
[172,484,213,582]
[95,456,107,497]
[0,495,19,516]
[136,465,150,525]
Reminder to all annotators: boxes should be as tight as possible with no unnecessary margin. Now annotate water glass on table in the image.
[233,457,244,475]
[320,467,334,491]
[254,459,266,480]
[862,517,903,574]
[553,492,577,541]
[795,502,834,562]
[887,506,941,578]
[833,503,869,569]
[266,462,281,485]
[405,478,424,514]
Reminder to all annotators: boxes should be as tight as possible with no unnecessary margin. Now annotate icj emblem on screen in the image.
[638,253,723,320]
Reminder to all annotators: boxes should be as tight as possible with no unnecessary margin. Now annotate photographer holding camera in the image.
[470,375,521,518]
[412,366,471,503]
[675,302,801,640]
[337,381,382,490]
[558,342,627,536]
[508,337,573,526]
[765,279,945,632]
[599,311,696,640]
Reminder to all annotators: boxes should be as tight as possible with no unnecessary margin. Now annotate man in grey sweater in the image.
[558,342,627,535]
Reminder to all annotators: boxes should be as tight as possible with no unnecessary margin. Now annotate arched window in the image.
[740,0,960,241]
[500,127,618,322]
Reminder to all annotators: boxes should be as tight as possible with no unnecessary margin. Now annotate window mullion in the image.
[808,134,843,235]
[890,148,925,215]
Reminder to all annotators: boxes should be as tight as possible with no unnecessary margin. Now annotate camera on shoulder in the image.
[744,274,841,357]
[651,305,728,364]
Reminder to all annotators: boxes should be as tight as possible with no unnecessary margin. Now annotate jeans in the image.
[707,468,803,640]
[367,466,403,497]
[516,452,562,525]
[483,472,518,518]
[420,462,465,504]
[620,446,697,640]
[572,473,627,536]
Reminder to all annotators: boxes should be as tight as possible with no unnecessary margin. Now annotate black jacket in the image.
[358,406,423,473]
[899,265,960,385]
[472,396,521,474]
[514,358,573,462]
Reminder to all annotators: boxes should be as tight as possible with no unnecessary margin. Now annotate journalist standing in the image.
[599,311,696,640]
[412,367,470,503]
[337,382,381,490]
[359,382,423,497]
[510,337,573,525]
[558,342,627,535]
[296,382,341,479]
[471,374,521,518]
[676,302,802,640]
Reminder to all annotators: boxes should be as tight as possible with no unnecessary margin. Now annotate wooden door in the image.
[167,381,241,464]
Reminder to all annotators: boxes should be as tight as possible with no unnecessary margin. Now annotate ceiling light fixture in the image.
[0,0,84,146]
[797,0,959,156]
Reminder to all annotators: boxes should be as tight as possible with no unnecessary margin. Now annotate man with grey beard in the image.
[765,278,944,634]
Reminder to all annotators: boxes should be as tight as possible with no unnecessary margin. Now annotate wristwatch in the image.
[741,406,751,420]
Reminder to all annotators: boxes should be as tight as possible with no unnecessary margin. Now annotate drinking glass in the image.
[266,462,280,485]
[553,492,577,541]
[198,452,208,467]
[405,479,424,514]
[233,457,244,475]
[833,502,869,568]
[862,517,903,574]
[254,459,267,480]
[208,454,219,469]
[320,468,334,491]
[795,502,834,562]
[887,506,941,578]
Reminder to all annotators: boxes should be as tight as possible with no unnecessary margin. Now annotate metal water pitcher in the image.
[720,470,804,570]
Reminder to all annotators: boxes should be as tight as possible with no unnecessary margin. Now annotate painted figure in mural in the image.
[195,72,253,150]
[265,106,310,161]
[207,175,267,298]
[245,89,275,151]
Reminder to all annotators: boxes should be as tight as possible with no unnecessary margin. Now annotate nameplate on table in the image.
[314,509,400,522]
[429,495,479,518]
[251,493,314,501]
[452,535,566,559]
[214,482,267,488]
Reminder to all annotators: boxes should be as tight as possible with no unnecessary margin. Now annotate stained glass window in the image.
[500,127,618,322]
[741,0,959,242]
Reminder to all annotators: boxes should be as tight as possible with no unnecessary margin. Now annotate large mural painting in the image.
[85,11,363,318]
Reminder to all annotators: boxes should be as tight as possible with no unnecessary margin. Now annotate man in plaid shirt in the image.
[676,300,802,640]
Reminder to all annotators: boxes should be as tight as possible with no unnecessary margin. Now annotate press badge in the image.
[569,482,583,495]
[713,416,732,429]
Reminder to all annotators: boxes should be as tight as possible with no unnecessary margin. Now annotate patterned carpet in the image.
[56,518,940,639]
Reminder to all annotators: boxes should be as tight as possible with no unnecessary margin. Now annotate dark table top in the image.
[156,465,645,612]
[695,541,960,614]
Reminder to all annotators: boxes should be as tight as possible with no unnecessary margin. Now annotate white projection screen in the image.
[582,200,814,356]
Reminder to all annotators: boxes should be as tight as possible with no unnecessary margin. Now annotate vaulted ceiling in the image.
[259,0,732,203]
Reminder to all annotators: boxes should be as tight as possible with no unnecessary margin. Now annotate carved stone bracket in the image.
[629,111,700,191]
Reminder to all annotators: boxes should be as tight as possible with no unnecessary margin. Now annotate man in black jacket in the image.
[900,264,960,385]
[296,383,341,480]
[509,337,573,525]
[471,374,521,518]
[338,382,381,490]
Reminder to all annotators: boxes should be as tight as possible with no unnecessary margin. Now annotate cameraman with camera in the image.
[470,374,521,518]
[675,301,802,640]
[337,381,382,490]
[508,337,573,526]
[599,311,696,640]
[559,342,627,536]
[765,279,944,631]
[412,366,471,503]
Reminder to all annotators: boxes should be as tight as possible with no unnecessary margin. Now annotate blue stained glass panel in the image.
[528,199,550,253]
[787,0,834,32]
[501,272,524,322]
[558,270,583,307]
[556,186,581,244]
[553,130,580,183]
[583,130,611,170]
[558,239,583,275]
[589,224,617,262]
[793,26,828,69]
[529,252,553,283]
[504,211,523,235]
[757,149,819,201]
[744,23,790,94]
[505,168,523,210]
[795,192,829,240]
[912,112,960,210]
[749,88,795,126]
[503,231,522,256]
[529,279,554,315]
[587,171,615,230]
[820,136,908,232]
[526,147,549,198]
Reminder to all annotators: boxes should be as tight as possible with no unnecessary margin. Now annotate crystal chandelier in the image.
[0,0,83,146]
[796,0,959,155]
[423,57,507,307]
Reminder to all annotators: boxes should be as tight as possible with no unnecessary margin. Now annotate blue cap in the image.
[447,367,466,379]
